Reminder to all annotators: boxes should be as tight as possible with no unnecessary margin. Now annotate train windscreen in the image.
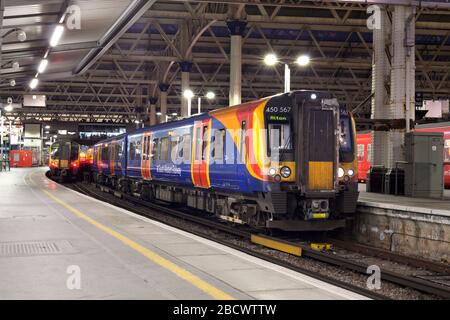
[339,114,354,162]
[267,122,293,160]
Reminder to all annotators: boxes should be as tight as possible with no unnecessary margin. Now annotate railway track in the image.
[65,180,450,300]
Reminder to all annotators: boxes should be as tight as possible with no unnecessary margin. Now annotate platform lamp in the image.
[183,89,216,116]
[263,53,310,93]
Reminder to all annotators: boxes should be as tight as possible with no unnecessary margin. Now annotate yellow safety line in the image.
[42,190,234,300]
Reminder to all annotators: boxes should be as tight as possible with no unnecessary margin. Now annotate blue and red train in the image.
[88,91,358,231]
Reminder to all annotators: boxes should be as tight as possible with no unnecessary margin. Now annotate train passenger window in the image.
[101,145,108,160]
[129,138,142,161]
[129,141,135,160]
[240,121,246,163]
[195,127,202,161]
[357,144,365,161]
[202,126,208,160]
[143,137,150,161]
[171,135,180,162]
[214,129,225,161]
[151,138,158,160]
[268,123,292,158]
[118,142,123,158]
[183,134,191,162]
[160,137,169,161]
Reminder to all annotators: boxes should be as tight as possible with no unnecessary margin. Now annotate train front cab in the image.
[261,93,357,231]
[49,140,81,180]
[336,109,359,215]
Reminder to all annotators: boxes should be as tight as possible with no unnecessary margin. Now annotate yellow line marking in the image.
[42,190,234,300]
[251,234,302,257]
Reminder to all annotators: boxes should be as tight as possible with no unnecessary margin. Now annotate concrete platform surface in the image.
[0,168,367,300]
[358,184,450,217]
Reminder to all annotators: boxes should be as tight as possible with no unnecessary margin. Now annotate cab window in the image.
[267,122,292,158]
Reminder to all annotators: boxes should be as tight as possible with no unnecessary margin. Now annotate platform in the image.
[355,184,450,263]
[0,168,365,300]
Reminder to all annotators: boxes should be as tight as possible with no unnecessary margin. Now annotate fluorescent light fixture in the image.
[38,59,48,73]
[172,112,177,116]
[264,53,278,66]
[53,135,57,138]
[206,91,215,100]
[50,24,64,47]
[29,78,39,89]
[45,125,50,129]
[45,131,50,134]
[296,54,310,67]
[4,104,13,112]
[156,112,162,116]
[134,120,140,124]
[183,89,194,99]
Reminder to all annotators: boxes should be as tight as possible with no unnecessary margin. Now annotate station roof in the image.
[0,0,449,123]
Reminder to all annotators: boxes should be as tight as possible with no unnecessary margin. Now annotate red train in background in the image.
[356,122,450,188]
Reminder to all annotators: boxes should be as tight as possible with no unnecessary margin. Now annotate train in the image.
[356,122,450,188]
[88,91,359,232]
[48,139,93,181]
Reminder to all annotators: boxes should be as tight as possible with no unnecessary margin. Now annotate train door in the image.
[304,104,339,192]
[192,119,211,188]
[237,118,251,189]
[141,132,152,180]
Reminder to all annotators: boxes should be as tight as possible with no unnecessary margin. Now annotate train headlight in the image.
[348,169,355,176]
[338,167,345,178]
[269,167,277,176]
[280,166,291,178]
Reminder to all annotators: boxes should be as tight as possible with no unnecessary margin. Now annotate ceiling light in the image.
[9,79,16,87]
[206,91,215,100]
[264,53,278,66]
[45,125,50,129]
[172,112,177,116]
[17,30,27,42]
[156,112,162,116]
[183,89,194,99]
[296,54,310,67]
[311,93,317,100]
[50,24,64,47]
[29,78,39,89]
[4,105,13,112]
[38,59,48,73]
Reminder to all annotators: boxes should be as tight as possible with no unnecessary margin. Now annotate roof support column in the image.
[370,5,391,168]
[148,97,157,126]
[159,83,169,123]
[388,5,415,167]
[0,0,4,70]
[179,61,192,118]
[227,20,247,106]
